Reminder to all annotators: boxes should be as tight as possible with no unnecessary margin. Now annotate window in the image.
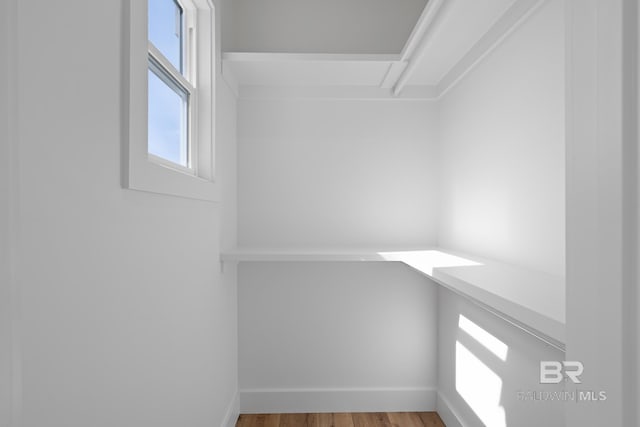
[123,0,218,201]
[148,0,191,170]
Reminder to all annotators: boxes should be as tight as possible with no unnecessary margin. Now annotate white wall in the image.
[224,0,427,54]
[236,97,440,411]
[235,2,567,416]
[433,2,566,425]
[437,288,564,427]
[438,0,565,277]
[238,98,439,249]
[238,261,438,413]
[1,0,15,425]
[12,1,238,426]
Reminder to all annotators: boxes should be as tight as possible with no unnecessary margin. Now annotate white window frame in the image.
[123,0,219,201]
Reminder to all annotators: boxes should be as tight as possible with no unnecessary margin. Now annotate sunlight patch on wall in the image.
[456,341,506,427]
[458,315,508,361]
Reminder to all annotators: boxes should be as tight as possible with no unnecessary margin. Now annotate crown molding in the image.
[222,52,400,63]
[236,84,438,101]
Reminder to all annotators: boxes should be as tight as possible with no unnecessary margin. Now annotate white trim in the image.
[398,0,447,62]
[222,52,407,96]
[239,387,437,414]
[221,61,239,98]
[393,0,448,94]
[220,0,547,100]
[565,0,638,425]
[147,153,196,176]
[6,0,22,425]
[221,392,240,427]
[436,0,547,98]
[625,1,639,424]
[222,52,400,63]
[393,0,548,98]
[435,392,467,427]
[379,61,407,89]
[236,85,438,101]
[636,1,640,422]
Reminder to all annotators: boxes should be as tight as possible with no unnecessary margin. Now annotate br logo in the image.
[540,361,584,384]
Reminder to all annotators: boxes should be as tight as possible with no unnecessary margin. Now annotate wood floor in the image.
[236,412,445,427]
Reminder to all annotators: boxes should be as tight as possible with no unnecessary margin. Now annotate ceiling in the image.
[222,0,540,96]
[223,0,429,54]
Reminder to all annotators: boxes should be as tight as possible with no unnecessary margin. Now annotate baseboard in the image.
[221,391,240,427]
[436,392,467,427]
[239,387,437,414]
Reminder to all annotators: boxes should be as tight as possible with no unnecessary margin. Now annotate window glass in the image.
[148,68,189,167]
[148,0,183,72]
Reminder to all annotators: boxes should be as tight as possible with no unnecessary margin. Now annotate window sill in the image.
[124,153,220,202]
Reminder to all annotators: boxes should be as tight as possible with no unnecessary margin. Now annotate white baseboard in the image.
[239,387,437,414]
[436,392,466,427]
[221,391,240,427]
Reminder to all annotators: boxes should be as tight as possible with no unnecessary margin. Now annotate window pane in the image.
[148,0,182,72]
[148,67,189,167]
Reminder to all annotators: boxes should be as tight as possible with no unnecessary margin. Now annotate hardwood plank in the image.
[235,414,250,427]
[387,412,425,427]
[332,413,355,427]
[280,413,311,427]
[236,414,281,427]
[352,412,391,427]
[236,412,444,427]
[263,414,281,427]
[417,412,446,427]
[307,413,334,427]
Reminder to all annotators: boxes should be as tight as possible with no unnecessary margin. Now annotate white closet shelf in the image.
[221,248,388,262]
[221,248,566,349]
